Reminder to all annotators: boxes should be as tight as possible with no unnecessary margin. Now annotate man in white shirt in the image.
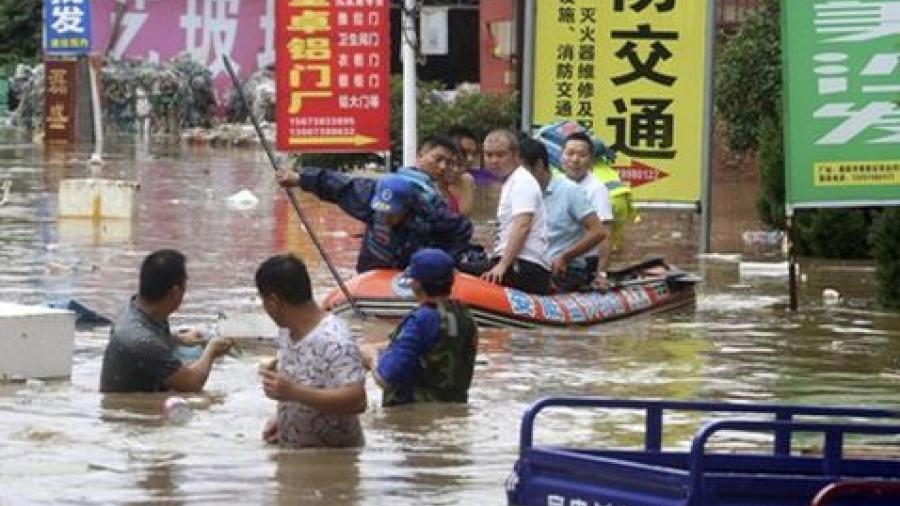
[561,132,615,288]
[481,129,552,294]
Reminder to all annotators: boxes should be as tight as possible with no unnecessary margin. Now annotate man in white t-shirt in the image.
[480,129,552,294]
[562,132,614,288]
[255,254,367,448]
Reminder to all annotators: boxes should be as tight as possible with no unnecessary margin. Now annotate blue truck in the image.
[507,397,900,506]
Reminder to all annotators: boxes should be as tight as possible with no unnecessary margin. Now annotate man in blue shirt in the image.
[520,140,607,291]
[362,248,478,406]
[276,168,472,273]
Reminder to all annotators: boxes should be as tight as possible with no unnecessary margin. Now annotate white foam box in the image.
[58,178,140,219]
[0,302,76,379]
[216,312,280,341]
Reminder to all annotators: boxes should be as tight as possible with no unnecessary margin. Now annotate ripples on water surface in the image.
[1,140,899,504]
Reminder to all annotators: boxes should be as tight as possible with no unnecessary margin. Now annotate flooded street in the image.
[2,139,899,505]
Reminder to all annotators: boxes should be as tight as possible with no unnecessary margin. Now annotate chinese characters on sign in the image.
[783,0,900,209]
[275,0,390,152]
[91,0,275,100]
[534,0,712,202]
[43,59,77,143]
[44,0,92,55]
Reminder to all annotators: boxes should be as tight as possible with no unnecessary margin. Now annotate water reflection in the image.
[0,142,899,505]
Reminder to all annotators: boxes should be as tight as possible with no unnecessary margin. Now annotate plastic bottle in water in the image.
[162,396,193,425]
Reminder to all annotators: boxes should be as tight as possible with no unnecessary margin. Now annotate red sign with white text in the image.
[275,0,390,153]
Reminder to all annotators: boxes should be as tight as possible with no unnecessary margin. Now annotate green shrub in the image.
[794,209,871,259]
[870,207,900,309]
[755,114,785,230]
[714,3,781,152]
[0,1,42,74]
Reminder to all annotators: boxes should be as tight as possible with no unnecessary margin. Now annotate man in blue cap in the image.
[362,248,478,406]
[277,167,473,273]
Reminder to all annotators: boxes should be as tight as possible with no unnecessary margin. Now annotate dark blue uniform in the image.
[299,167,473,273]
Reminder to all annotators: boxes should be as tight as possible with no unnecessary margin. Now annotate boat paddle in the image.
[221,55,365,320]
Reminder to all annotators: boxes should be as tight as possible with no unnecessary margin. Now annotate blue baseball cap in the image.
[371,175,413,214]
[405,248,455,285]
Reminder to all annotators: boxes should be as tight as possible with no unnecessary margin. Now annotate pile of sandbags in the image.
[102,54,215,135]
[10,55,217,136]
[181,122,275,147]
[225,67,275,123]
[10,64,44,130]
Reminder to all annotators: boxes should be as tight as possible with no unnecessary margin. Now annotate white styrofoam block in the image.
[216,312,279,340]
[58,178,139,219]
[739,261,791,278]
[0,302,75,379]
[57,218,133,244]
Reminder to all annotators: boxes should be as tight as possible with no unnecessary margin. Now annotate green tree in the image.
[0,0,42,73]
[869,208,900,309]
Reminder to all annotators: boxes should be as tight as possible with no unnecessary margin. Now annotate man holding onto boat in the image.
[520,140,607,291]
[479,129,552,294]
[561,132,615,289]
[363,248,478,406]
[99,249,234,393]
[276,166,472,273]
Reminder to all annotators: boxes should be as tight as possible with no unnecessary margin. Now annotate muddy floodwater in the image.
[1,139,899,505]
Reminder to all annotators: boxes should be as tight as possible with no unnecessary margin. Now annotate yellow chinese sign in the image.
[533,0,711,202]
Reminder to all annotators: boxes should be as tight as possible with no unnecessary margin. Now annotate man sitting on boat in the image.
[99,249,234,393]
[276,168,472,273]
[561,132,615,289]
[479,129,552,294]
[520,139,607,291]
[363,248,478,406]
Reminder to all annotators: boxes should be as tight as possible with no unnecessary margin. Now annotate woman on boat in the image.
[444,126,479,217]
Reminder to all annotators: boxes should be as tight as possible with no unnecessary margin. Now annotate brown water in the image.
[1,138,899,505]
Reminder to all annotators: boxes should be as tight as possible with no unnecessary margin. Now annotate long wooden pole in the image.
[222,56,365,320]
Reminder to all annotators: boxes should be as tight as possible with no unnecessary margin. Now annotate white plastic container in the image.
[216,312,279,340]
[0,302,75,379]
[58,178,140,219]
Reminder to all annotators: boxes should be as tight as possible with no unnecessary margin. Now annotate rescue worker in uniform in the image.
[362,248,478,406]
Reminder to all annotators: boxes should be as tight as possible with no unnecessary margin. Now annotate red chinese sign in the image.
[276,0,390,153]
[44,58,77,144]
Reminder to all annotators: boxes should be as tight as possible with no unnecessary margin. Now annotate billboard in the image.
[44,0,92,55]
[532,0,713,203]
[91,0,275,99]
[275,0,390,153]
[783,0,900,211]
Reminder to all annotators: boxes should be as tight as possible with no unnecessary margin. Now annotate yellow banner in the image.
[533,1,710,202]
[814,161,900,187]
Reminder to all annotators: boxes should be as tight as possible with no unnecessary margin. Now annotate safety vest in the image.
[593,161,632,200]
[383,300,478,406]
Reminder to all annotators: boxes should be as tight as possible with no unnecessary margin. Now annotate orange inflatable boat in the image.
[324,258,698,329]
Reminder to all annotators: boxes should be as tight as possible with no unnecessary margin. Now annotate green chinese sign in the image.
[783,0,900,211]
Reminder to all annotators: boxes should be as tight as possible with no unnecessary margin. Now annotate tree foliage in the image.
[869,208,900,309]
[714,2,782,152]
[0,0,42,73]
